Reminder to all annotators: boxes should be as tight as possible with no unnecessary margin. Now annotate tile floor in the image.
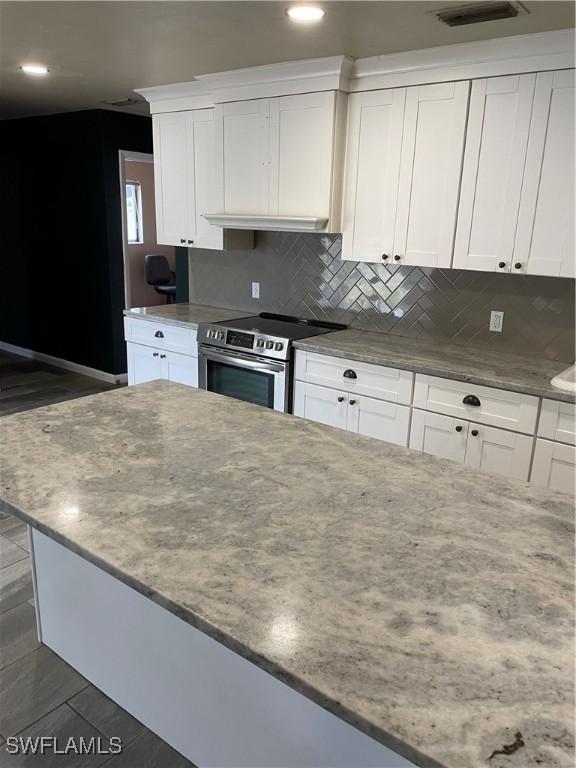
[0,351,195,767]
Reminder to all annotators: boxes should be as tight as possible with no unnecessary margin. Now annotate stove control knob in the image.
[217,331,224,340]
[274,342,283,351]
[256,339,264,348]
[265,340,274,350]
[207,330,214,339]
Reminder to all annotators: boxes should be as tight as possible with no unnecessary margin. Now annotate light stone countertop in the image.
[1,382,573,768]
[294,330,576,404]
[124,303,249,328]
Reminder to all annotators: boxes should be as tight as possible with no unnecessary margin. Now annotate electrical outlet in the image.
[252,281,260,299]
[489,310,504,333]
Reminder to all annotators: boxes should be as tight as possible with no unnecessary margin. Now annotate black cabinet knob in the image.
[514,263,522,270]
[381,254,389,261]
[455,425,463,433]
[471,429,479,437]
[349,399,357,405]
[394,254,401,261]
[337,396,345,403]
[152,352,159,358]
[343,369,357,379]
[180,238,186,243]
[463,394,481,407]
[498,262,506,269]
[154,330,164,338]
[187,240,194,244]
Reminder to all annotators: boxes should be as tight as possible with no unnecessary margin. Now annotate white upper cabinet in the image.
[453,74,536,273]
[342,81,469,267]
[214,91,345,231]
[514,69,575,277]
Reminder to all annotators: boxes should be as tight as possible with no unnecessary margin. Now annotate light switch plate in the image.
[489,310,504,333]
[252,282,260,299]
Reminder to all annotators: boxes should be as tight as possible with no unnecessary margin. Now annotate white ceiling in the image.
[0,1,574,120]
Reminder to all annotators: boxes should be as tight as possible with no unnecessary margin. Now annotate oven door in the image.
[198,345,289,412]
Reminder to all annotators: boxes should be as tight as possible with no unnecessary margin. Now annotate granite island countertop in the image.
[294,330,576,403]
[124,302,249,329]
[1,382,573,768]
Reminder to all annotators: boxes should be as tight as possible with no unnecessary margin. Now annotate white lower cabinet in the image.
[531,439,576,494]
[127,342,197,388]
[410,409,533,481]
[293,382,410,447]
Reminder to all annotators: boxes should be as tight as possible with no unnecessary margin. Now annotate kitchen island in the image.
[0,382,573,768]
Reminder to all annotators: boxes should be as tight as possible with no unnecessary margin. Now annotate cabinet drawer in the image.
[413,374,538,434]
[538,399,576,445]
[531,439,576,495]
[124,318,197,356]
[295,351,413,405]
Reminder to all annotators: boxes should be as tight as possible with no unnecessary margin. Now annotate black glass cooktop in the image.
[214,313,346,341]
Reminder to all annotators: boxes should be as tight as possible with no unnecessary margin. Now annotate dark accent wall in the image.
[0,110,153,375]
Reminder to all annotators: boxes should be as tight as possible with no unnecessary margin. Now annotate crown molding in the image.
[349,29,575,91]
[136,30,575,113]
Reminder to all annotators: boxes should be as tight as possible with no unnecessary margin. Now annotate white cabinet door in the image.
[514,70,575,277]
[165,351,198,388]
[465,423,533,481]
[453,75,536,273]
[153,113,190,247]
[186,110,223,250]
[269,92,336,218]
[394,81,469,268]
[409,409,468,463]
[538,399,576,446]
[347,396,410,447]
[127,343,165,386]
[531,439,576,495]
[341,89,405,263]
[215,99,270,215]
[293,382,348,430]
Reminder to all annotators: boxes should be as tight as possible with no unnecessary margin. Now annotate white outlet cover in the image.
[489,310,504,333]
[252,282,260,299]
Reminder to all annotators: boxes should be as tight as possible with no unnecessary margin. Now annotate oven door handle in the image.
[198,346,286,374]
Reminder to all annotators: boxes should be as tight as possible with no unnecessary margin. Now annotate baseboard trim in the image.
[0,340,127,385]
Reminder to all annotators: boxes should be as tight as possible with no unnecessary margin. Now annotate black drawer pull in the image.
[463,394,481,407]
[343,369,357,380]
[381,254,389,261]
[455,425,463,433]
[337,396,345,403]
[155,330,164,338]
[471,429,479,437]
[498,261,506,269]
[349,399,357,405]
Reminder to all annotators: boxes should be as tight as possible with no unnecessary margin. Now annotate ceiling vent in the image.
[101,96,145,108]
[434,1,528,26]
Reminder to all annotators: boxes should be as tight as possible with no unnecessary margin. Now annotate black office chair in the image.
[145,254,177,304]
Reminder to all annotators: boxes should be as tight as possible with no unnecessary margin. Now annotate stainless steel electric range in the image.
[197,313,346,412]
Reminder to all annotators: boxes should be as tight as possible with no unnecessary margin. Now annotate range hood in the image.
[203,213,329,233]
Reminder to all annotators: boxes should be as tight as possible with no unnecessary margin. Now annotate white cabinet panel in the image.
[531,439,576,495]
[395,81,469,268]
[413,375,538,434]
[347,396,410,447]
[295,351,413,405]
[453,75,536,273]
[293,381,348,430]
[464,423,533,481]
[127,343,165,386]
[514,69,575,277]
[153,113,190,247]
[188,111,223,250]
[538,399,576,445]
[341,89,405,263]
[269,92,335,218]
[216,99,270,215]
[124,317,197,356]
[165,351,198,388]
[409,409,468,463]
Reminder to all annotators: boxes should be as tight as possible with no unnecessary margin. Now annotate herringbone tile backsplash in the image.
[188,232,575,362]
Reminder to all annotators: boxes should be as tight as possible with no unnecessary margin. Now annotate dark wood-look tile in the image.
[0,602,40,671]
[0,559,33,616]
[0,646,88,736]
[102,730,195,768]
[0,704,111,767]
[0,539,27,569]
[68,687,145,747]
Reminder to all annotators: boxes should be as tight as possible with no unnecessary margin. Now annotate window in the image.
[125,182,143,243]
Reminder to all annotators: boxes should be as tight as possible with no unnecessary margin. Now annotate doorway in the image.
[118,150,175,310]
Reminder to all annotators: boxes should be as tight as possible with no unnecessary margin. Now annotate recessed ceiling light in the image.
[20,64,49,76]
[286,5,325,23]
